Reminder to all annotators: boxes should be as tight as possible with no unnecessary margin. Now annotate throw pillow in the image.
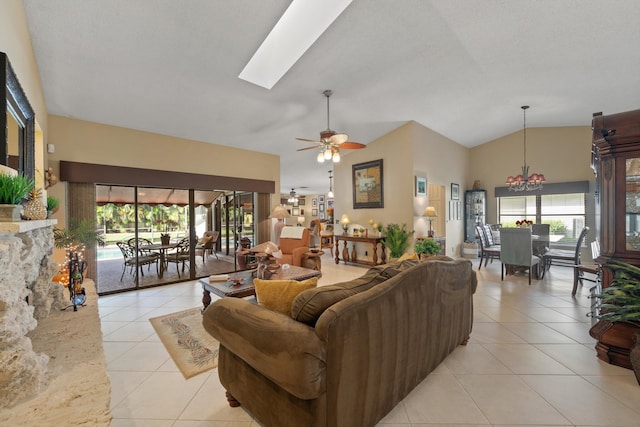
[397,252,418,262]
[254,277,318,316]
[197,235,213,245]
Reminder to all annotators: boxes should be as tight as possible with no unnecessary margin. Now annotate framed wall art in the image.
[352,159,384,209]
[312,198,318,207]
[319,203,325,212]
[319,195,325,204]
[451,183,459,200]
[312,208,318,216]
[292,207,300,216]
[415,175,427,197]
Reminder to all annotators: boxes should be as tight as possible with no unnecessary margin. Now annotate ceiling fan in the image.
[297,90,365,163]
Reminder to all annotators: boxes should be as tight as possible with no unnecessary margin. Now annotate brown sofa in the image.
[202,257,477,427]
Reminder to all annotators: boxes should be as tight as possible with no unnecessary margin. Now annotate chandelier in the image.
[506,106,545,192]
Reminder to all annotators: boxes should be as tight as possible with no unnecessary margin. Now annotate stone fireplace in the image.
[0,220,64,408]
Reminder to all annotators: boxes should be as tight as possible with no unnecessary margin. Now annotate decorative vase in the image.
[0,204,22,222]
[631,331,640,386]
[342,245,350,262]
[351,246,357,262]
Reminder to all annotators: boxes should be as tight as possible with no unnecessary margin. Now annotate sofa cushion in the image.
[255,277,318,315]
[397,252,418,261]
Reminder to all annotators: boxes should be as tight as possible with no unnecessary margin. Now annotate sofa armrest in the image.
[202,297,326,399]
[291,245,309,266]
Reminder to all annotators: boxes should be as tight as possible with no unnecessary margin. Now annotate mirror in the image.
[1,52,35,179]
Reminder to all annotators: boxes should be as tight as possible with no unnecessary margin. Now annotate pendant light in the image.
[327,170,334,198]
[505,106,546,191]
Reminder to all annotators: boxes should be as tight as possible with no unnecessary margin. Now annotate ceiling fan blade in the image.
[296,137,323,144]
[340,142,366,149]
[296,146,322,152]
[328,133,349,145]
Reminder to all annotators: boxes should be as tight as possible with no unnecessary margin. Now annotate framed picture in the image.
[449,201,454,220]
[312,208,318,216]
[352,159,384,209]
[312,198,318,207]
[415,175,427,196]
[327,199,334,209]
[319,203,325,212]
[451,183,459,200]
[299,198,305,206]
[319,212,325,219]
[292,207,300,216]
[300,208,305,215]
[319,195,325,204]
[456,202,461,220]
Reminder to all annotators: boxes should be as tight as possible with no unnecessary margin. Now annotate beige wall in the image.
[1,0,48,187]
[412,121,470,257]
[468,126,595,225]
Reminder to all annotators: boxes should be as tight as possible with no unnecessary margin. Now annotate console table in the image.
[335,235,386,266]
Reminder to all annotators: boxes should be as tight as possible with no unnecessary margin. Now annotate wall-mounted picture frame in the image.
[312,208,318,216]
[415,175,427,197]
[353,159,384,209]
[292,207,300,216]
[312,198,318,207]
[300,208,305,215]
[451,183,459,200]
[299,198,305,206]
[448,201,454,221]
[319,212,325,219]
[319,203,325,212]
[327,199,334,209]
[319,195,325,204]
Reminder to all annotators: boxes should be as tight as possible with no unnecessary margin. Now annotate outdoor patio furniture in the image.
[116,241,160,281]
[166,237,191,278]
[195,231,220,262]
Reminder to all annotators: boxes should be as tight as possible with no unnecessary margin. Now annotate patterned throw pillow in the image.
[254,277,318,316]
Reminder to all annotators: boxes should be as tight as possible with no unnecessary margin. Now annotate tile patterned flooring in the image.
[99,254,640,426]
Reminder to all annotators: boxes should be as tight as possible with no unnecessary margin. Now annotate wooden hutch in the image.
[590,108,640,369]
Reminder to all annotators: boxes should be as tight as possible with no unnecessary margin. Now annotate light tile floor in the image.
[100,254,640,426]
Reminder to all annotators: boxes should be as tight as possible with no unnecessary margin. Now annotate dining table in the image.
[139,242,178,278]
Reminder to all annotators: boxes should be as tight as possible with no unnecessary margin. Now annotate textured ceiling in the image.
[23,0,640,195]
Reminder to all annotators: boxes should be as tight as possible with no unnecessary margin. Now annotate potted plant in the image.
[0,173,34,221]
[591,260,640,385]
[383,223,413,260]
[54,218,106,250]
[414,239,441,260]
[46,196,60,218]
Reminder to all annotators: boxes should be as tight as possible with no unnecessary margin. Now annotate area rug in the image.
[149,307,219,379]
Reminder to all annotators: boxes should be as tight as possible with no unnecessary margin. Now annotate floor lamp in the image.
[269,205,290,244]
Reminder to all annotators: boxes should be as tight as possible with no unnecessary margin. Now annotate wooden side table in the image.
[302,250,324,274]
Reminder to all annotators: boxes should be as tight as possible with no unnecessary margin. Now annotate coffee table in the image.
[200,265,321,310]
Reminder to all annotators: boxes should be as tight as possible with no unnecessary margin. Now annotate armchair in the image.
[278,226,310,267]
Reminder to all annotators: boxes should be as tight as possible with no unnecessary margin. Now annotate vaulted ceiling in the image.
[23,0,640,195]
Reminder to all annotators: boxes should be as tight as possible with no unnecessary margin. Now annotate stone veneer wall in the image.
[0,222,64,408]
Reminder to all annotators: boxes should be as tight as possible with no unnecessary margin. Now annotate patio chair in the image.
[500,227,541,285]
[116,241,160,281]
[166,237,191,278]
[196,231,220,262]
[476,225,500,270]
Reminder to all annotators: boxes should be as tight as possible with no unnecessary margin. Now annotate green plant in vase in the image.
[46,196,60,217]
[414,239,441,259]
[0,173,35,221]
[383,223,413,259]
[591,260,640,385]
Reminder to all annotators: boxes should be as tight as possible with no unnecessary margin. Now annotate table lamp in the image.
[340,213,351,235]
[423,206,437,238]
[269,205,291,244]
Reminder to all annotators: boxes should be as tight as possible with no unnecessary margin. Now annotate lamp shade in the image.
[340,213,351,225]
[269,205,291,219]
[423,206,437,218]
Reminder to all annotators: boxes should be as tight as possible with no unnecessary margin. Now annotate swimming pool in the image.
[97,246,121,260]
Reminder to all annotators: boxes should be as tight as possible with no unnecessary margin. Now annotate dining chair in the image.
[476,225,500,270]
[166,237,191,278]
[572,239,600,295]
[500,227,541,285]
[544,226,590,271]
[116,241,159,281]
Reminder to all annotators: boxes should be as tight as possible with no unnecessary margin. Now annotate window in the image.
[498,193,586,246]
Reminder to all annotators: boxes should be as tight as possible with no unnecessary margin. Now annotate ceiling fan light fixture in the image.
[317,151,325,163]
[324,149,333,160]
[332,150,341,163]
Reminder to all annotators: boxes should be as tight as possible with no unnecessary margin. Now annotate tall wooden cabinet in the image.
[590,108,640,369]
[464,190,486,242]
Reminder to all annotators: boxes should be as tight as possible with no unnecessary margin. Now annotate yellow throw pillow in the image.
[197,235,213,245]
[254,277,319,316]
[397,252,418,262]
